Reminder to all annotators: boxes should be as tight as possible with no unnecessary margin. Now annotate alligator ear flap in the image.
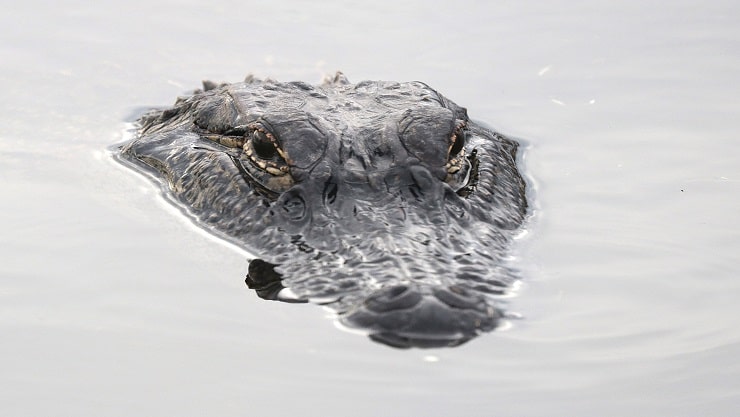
[322,71,350,86]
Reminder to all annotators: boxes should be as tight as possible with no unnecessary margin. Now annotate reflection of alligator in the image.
[118,72,528,348]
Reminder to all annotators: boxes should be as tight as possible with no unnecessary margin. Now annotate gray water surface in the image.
[2,1,739,416]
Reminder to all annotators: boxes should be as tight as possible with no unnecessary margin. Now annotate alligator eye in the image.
[445,121,474,193]
[252,130,277,160]
[243,125,290,175]
[449,123,467,158]
[235,124,294,194]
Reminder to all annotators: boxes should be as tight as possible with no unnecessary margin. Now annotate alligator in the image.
[118,72,528,348]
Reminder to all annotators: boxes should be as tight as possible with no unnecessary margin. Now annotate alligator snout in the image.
[340,283,501,348]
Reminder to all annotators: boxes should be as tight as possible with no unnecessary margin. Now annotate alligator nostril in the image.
[387,285,409,298]
[447,284,469,296]
[434,285,485,310]
[364,285,422,313]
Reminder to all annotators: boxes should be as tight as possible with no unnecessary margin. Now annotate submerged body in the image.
[119,73,528,348]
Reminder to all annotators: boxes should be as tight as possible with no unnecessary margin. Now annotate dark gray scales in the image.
[118,72,528,348]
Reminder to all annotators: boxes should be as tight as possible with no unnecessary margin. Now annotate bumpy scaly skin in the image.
[119,73,527,348]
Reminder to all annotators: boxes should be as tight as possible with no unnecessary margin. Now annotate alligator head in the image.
[119,73,528,348]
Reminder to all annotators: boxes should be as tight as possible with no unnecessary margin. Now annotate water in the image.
[1,0,739,415]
